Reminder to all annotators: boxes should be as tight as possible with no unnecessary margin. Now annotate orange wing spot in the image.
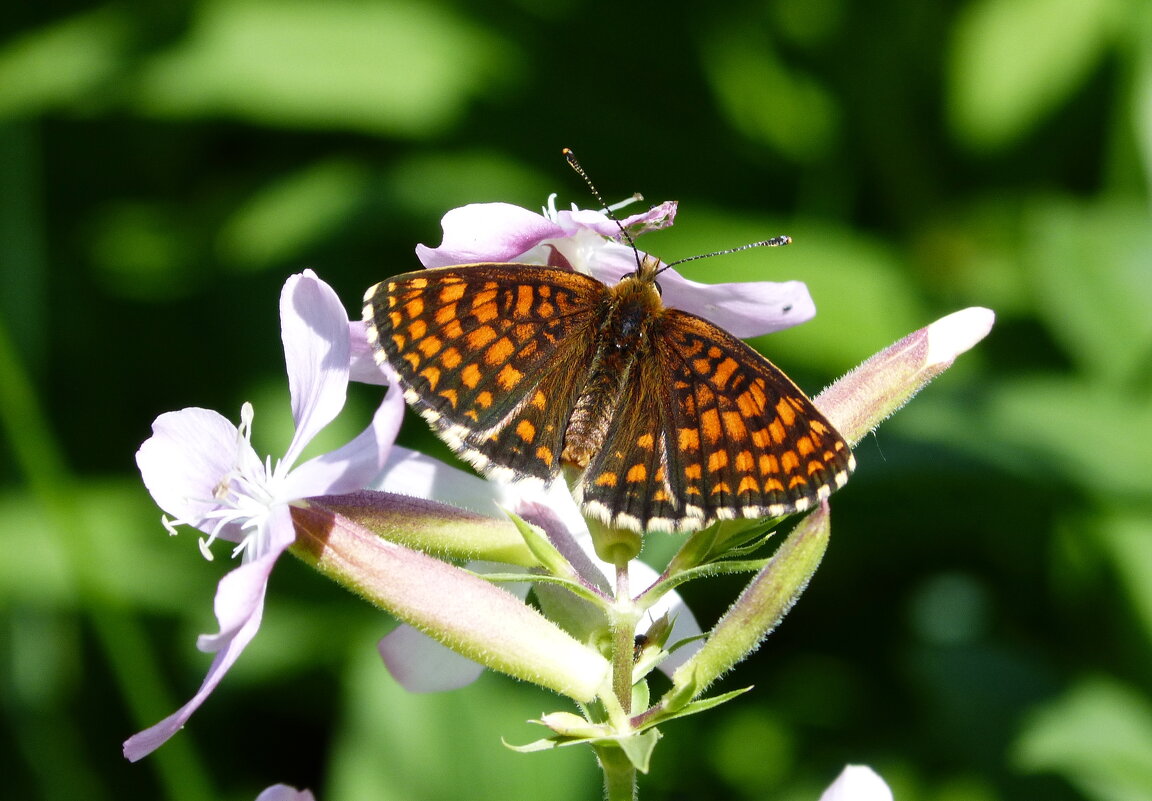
[417,335,443,358]
[512,322,536,343]
[764,477,785,493]
[693,357,712,374]
[775,398,797,426]
[419,366,441,389]
[516,419,536,442]
[388,311,403,329]
[807,459,826,477]
[736,390,761,418]
[538,301,556,318]
[652,488,670,502]
[722,410,748,440]
[464,409,479,422]
[737,475,759,495]
[408,277,429,290]
[707,450,729,472]
[384,292,398,308]
[496,363,523,390]
[748,379,767,408]
[434,303,459,325]
[787,396,807,412]
[707,345,723,359]
[595,472,619,487]
[781,450,801,473]
[402,352,420,371]
[712,357,739,389]
[700,408,722,443]
[626,464,647,483]
[472,288,498,307]
[438,388,459,408]
[796,435,815,456]
[439,281,466,303]
[768,418,786,444]
[735,450,754,471]
[530,389,547,410]
[466,325,497,351]
[684,463,702,480]
[441,346,462,369]
[810,419,829,435]
[408,318,427,340]
[637,433,655,449]
[536,445,553,465]
[404,298,425,319]
[515,285,535,315]
[751,429,771,448]
[759,453,780,475]
[442,319,464,339]
[654,466,666,482]
[390,333,406,351]
[710,482,731,496]
[461,363,482,389]
[471,301,499,324]
[476,390,493,408]
[788,475,808,490]
[485,336,515,366]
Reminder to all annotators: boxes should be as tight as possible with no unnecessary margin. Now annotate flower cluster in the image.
[127,194,992,800]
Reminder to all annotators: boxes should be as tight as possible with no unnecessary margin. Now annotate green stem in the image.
[595,743,637,801]
[611,561,635,714]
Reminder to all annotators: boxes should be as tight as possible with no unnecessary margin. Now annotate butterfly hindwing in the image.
[656,309,854,522]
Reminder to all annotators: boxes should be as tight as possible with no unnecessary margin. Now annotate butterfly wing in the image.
[578,308,854,532]
[364,264,605,482]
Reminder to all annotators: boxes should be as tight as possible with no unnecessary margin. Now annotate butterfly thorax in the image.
[560,267,664,468]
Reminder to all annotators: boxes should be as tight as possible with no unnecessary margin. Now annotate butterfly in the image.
[362,251,854,533]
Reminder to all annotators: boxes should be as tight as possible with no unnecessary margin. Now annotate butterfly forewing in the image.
[364,264,605,481]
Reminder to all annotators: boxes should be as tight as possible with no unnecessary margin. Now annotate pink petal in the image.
[284,381,405,498]
[347,320,388,386]
[123,551,276,762]
[136,407,248,523]
[280,270,352,468]
[255,785,316,801]
[378,623,487,692]
[416,203,565,267]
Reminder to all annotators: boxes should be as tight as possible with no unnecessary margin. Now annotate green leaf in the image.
[949,0,1117,149]
[132,0,514,136]
[1023,197,1152,388]
[1014,676,1152,801]
[0,8,133,118]
[216,159,369,270]
[616,729,662,774]
[645,687,754,728]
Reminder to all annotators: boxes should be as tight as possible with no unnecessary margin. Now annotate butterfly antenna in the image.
[563,148,644,272]
[661,235,792,275]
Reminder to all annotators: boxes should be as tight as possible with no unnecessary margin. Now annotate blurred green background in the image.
[2,0,1151,799]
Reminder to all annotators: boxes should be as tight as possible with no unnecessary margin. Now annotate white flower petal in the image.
[819,765,893,801]
[123,553,272,762]
[284,382,405,498]
[136,407,249,523]
[280,270,352,469]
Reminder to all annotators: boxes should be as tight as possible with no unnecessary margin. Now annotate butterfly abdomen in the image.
[561,277,663,468]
